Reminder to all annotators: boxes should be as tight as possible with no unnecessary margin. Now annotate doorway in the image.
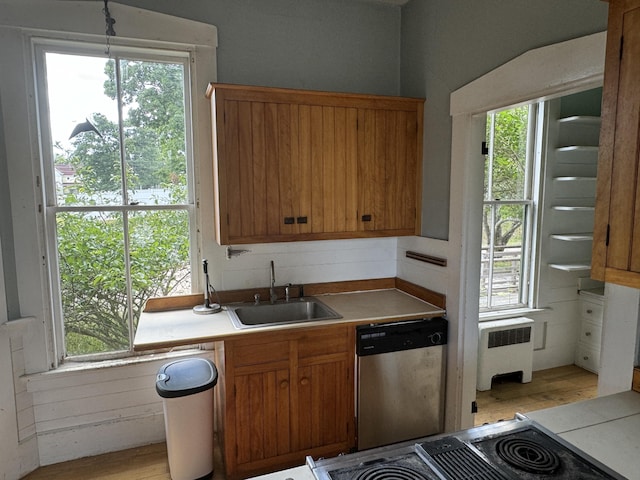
[445,32,606,431]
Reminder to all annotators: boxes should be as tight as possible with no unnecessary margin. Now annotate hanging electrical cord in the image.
[103,0,116,56]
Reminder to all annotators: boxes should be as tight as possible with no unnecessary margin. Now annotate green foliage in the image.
[484,106,529,249]
[485,106,529,201]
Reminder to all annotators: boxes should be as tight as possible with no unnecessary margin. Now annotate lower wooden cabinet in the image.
[214,325,355,479]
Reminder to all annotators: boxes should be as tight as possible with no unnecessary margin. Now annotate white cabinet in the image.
[575,292,604,373]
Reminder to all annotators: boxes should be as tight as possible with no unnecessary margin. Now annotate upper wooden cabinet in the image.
[592,0,640,288]
[206,83,424,245]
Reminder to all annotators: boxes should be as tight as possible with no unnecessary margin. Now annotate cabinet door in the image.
[593,0,640,287]
[234,367,292,467]
[218,97,298,242]
[357,106,420,234]
[294,326,355,454]
[223,336,292,478]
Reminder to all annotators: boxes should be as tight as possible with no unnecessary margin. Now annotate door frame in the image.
[446,32,606,430]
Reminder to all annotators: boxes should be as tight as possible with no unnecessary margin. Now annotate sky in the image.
[45,53,118,152]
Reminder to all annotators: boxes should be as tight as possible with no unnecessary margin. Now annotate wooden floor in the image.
[21,365,597,479]
[474,364,598,426]
[21,439,226,480]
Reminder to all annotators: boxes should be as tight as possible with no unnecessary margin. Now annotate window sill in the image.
[25,348,210,390]
[479,307,546,322]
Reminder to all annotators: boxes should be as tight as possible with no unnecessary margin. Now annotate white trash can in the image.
[156,357,218,480]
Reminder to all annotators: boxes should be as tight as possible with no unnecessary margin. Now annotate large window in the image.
[480,105,536,312]
[37,43,196,360]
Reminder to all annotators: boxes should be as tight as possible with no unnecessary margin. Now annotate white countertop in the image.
[527,390,640,479]
[249,391,640,480]
[133,289,445,351]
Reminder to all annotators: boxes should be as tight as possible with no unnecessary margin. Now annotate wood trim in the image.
[206,82,424,109]
[633,367,640,393]
[395,277,446,309]
[144,277,445,311]
[603,266,640,289]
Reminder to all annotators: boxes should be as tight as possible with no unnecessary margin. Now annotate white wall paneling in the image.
[27,351,214,465]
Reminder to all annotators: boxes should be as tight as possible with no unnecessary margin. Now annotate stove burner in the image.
[352,465,432,480]
[496,436,561,474]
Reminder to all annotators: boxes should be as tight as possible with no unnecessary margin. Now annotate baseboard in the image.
[633,367,640,393]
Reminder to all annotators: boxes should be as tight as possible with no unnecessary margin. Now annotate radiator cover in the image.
[477,317,534,391]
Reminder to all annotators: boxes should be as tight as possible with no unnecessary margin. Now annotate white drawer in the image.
[579,320,602,349]
[575,343,600,373]
[580,299,604,324]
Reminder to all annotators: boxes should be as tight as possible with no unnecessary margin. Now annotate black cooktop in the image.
[309,418,627,480]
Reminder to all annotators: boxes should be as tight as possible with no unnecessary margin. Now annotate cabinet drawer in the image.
[580,300,603,323]
[575,343,600,373]
[578,320,602,349]
[231,340,290,366]
[297,325,351,359]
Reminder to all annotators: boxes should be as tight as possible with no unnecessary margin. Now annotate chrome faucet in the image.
[269,260,277,304]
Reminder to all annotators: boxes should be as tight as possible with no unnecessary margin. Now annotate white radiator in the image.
[477,317,534,391]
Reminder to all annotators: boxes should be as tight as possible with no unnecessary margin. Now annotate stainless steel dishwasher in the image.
[356,316,447,450]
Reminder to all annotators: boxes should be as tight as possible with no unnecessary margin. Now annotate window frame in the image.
[33,39,201,363]
[480,102,540,314]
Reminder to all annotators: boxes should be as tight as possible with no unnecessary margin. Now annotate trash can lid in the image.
[156,357,218,398]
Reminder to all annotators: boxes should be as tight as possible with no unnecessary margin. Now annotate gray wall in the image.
[401,0,609,239]
[0,94,19,319]
[115,0,403,95]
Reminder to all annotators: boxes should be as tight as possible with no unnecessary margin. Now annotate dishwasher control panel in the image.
[356,317,448,356]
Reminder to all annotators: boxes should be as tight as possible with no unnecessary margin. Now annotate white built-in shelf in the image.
[557,116,602,126]
[552,205,595,212]
[553,176,596,182]
[555,146,599,164]
[550,233,594,241]
[548,263,591,272]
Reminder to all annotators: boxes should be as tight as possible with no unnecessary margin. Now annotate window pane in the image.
[56,211,128,356]
[485,105,530,201]
[46,53,122,206]
[129,210,191,330]
[119,60,188,205]
[480,204,526,310]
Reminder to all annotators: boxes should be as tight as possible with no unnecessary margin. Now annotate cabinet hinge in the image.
[227,213,230,226]
[481,141,489,155]
[605,224,610,247]
[620,35,624,61]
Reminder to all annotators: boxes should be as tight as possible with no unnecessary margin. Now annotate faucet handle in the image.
[254,293,261,305]
[285,283,292,302]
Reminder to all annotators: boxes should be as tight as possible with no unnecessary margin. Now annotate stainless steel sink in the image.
[226,297,342,329]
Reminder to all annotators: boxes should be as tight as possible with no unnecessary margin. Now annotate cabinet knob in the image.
[586,309,593,314]
[583,356,590,361]
[585,331,592,336]
[280,380,289,389]
[300,377,310,386]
